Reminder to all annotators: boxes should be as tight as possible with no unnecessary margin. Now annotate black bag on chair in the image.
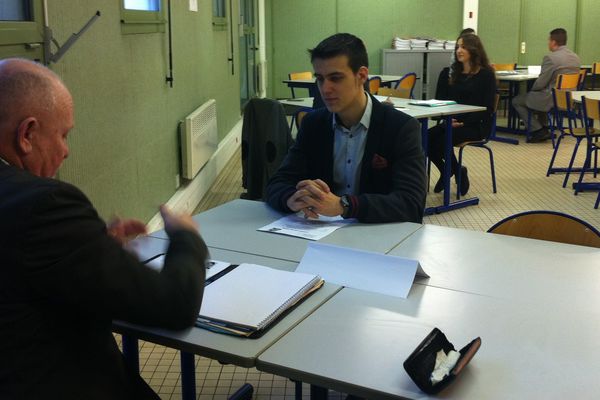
[241,98,293,200]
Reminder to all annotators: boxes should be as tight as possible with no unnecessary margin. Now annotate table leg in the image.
[121,335,139,372]
[310,385,329,400]
[180,352,196,400]
[425,115,480,214]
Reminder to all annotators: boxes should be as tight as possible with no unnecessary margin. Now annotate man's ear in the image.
[16,117,38,155]
[357,66,369,84]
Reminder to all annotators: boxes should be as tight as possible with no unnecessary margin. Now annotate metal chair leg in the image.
[563,138,582,188]
[456,147,464,200]
[546,134,564,176]
[485,145,497,193]
[228,383,254,400]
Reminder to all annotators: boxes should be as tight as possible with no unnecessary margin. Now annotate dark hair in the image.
[550,28,567,46]
[450,33,492,84]
[460,28,475,36]
[308,33,368,73]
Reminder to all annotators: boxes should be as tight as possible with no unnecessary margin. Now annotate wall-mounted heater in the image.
[180,99,218,180]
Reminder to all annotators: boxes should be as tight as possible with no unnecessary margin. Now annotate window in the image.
[121,0,165,35]
[124,0,160,12]
[0,0,33,21]
[212,0,227,30]
[0,0,44,61]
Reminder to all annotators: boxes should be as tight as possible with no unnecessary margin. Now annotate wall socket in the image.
[520,42,526,54]
[175,174,180,188]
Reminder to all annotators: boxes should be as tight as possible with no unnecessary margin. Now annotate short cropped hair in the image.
[550,28,567,46]
[0,59,59,126]
[308,33,368,73]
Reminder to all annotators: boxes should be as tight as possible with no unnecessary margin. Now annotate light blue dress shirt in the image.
[332,93,372,196]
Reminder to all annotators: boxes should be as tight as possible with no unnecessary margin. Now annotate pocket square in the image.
[371,153,389,170]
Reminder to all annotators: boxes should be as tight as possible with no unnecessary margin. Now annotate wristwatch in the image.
[340,195,351,219]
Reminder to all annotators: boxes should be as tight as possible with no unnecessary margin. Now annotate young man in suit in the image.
[266,33,426,223]
[511,28,581,143]
[0,58,207,399]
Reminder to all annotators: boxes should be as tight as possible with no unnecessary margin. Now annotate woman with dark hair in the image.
[429,33,497,196]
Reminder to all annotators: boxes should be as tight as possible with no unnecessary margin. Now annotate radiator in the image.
[180,99,218,180]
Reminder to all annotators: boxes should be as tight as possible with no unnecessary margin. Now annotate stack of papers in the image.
[392,37,411,50]
[496,70,519,75]
[428,40,446,50]
[445,40,456,50]
[409,99,457,107]
[196,263,323,337]
[410,38,428,49]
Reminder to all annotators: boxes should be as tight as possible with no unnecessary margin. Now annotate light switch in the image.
[189,0,198,12]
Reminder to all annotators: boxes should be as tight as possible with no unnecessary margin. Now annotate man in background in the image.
[266,33,426,223]
[512,28,581,143]
[0,58,207,399]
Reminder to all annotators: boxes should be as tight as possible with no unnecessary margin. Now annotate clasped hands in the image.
[286,179,343,219]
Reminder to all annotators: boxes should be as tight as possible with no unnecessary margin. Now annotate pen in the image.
[142,253,164,264]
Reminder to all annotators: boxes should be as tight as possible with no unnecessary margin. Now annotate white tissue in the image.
[430,349,460,384]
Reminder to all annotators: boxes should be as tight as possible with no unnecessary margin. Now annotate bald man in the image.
[0,59,207,399]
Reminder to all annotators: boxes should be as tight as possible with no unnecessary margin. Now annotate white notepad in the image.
[198,263,322,333]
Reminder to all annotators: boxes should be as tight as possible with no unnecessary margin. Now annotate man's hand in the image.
[451,118,464,128]
[286,179,343,218]
[107,217,147,245]
[160,205,199,236]
[286,179,329,213]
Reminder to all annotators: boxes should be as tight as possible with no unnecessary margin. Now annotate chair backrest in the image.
[555,73,579,90]
[288,71,314,98]
[378,87,411,99]
[368,76,381,94]
[492,63,516,71]
[593,62,600,75]
[394,72,417,98]
[582,96,600,125]
[288,71,313,81]
[578,68,587,90]
[488,210,600,248]
[294,107,313,130]
[551,88,573,112]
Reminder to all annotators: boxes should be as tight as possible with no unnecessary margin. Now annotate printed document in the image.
[258,213,352,240]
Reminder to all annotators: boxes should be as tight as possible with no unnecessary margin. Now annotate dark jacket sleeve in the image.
[355,117,426,223]
[18,183,207,330]
[265,116,314,213]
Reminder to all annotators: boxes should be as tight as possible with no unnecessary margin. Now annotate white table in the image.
[114,243,342,400]
[496,72,539,140]
[571,90,600,103]
[258,281,600,399]
[282,75,404,97]
[149,199,423,262]
[387,224,600,306]
[373,96,486,215]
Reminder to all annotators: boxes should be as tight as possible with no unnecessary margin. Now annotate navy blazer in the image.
[0,162,207,399]
[266,94,426,223]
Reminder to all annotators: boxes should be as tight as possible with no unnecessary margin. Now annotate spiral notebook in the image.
[196,263,323,337]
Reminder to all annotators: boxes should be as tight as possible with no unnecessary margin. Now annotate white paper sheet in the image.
[258,213,352,240]
[296,242,428,298]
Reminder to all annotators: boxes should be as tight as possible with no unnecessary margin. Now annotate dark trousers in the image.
[428,123,483,176]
